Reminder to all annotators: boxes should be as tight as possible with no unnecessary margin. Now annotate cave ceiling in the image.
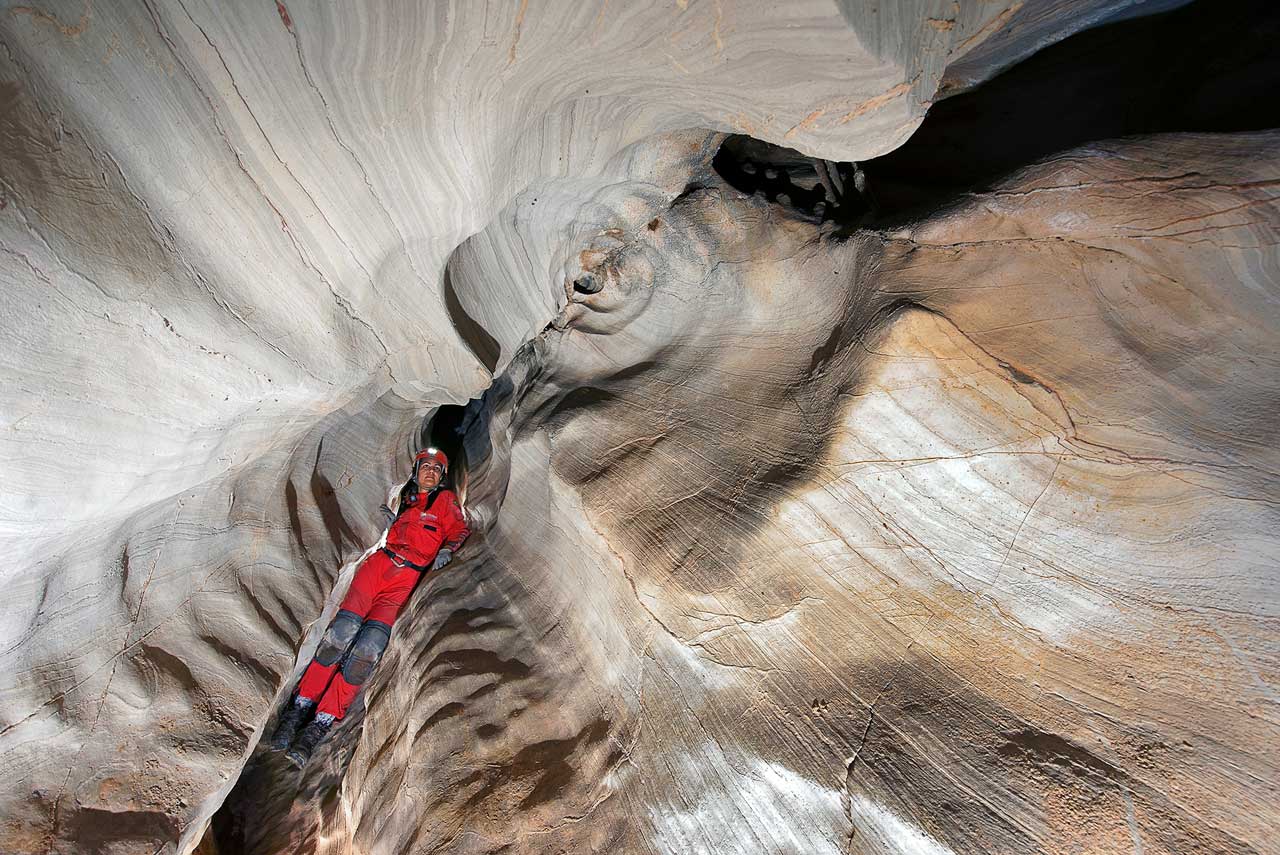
[0,1,1276,854]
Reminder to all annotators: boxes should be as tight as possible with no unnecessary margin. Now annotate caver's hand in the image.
[431,548,453,571]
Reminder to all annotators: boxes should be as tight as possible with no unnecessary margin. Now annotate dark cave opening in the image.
[712,137,875,224]
[425,403,470,497]
[572,272,602,294]
[712,0,1280,226]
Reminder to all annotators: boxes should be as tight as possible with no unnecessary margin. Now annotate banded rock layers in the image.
[0,2,1276,854]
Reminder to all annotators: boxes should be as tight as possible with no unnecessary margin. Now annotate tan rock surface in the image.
[216,132,1278,853]
[0,2,1275,854]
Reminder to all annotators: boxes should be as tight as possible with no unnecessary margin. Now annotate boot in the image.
[268,701,311,752]
[285,718,332,768]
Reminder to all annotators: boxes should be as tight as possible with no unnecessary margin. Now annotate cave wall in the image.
[219,132,1277,853]
[1,2,1276,854]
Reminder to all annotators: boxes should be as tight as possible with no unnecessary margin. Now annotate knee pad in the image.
[315,610,362,666]
[341,621,392,686]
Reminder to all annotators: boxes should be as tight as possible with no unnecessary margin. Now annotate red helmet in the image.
[414,447,448,473]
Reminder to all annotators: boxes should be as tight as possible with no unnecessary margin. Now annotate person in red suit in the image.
[270,447,469,767]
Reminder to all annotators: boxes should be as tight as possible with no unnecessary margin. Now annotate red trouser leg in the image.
[296,659,337,702]
[295,552,385,704]
[314,670,362,720]
[313,553,420,720]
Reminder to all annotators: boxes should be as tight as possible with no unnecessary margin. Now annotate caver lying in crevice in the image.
[269,448,470,767]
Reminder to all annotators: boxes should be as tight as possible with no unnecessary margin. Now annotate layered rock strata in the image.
[228,131,1277,855]
[0,2,1275,854]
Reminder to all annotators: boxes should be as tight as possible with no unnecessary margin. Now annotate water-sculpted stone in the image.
[0,2,1275,853]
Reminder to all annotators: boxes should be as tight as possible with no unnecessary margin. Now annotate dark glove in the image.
[379,504,395,528]
[431,548,453,571]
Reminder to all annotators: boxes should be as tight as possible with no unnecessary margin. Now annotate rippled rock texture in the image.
[1,2,1277,854]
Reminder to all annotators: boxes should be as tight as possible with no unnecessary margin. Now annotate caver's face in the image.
[417,459,443,488]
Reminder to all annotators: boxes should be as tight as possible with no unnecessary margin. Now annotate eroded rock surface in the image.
[1,2,1276,854]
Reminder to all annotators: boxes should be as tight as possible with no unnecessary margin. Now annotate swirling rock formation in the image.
[1,2,1276,854]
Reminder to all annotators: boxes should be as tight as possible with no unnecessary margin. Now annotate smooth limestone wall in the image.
[1,2,1274,853]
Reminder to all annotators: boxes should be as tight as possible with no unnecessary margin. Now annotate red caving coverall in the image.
[296,485,469,719]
